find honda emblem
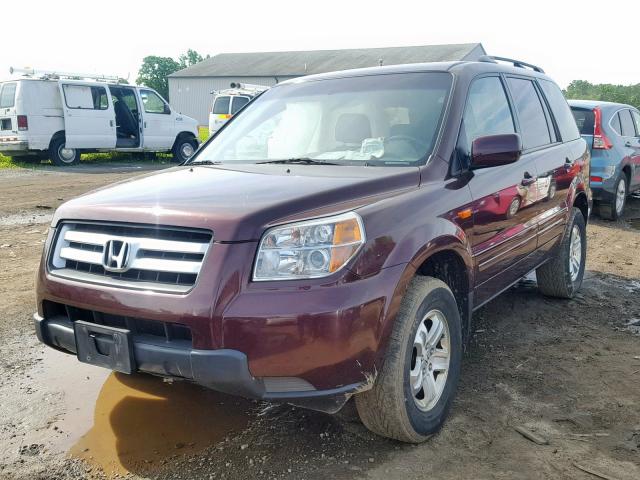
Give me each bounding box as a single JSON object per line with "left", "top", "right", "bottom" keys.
{"left": 102, "top": 240, "right": 130, "bottom": 272}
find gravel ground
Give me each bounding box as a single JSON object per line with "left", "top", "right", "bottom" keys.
{"left": 0, "top": 166, "right": 638, "bottom": 480}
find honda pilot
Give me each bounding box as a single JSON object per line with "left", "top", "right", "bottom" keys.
{"left": 35, "top": 57, "right": 591, "bottom": 442}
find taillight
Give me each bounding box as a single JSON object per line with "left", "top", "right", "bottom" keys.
{"left": 592, "top": 107, "right": 612, "bottom": 149}
{"left": 17, "top": 115, "right": 28, "bottom": 131}
{"left": 590, "top": 176, "right": 603, "bottom": 183}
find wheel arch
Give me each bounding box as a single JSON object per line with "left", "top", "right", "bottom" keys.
{"left": 374, "top": 235, "right": 475, "bottom": 371}
{"left": 48, "top": 130, "right": 66, "bottom": 150}
{"left": 172, "top": 131, "right": 197, "bottom": 150}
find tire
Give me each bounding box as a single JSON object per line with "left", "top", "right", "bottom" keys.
{"left": 172, "top": 136, "right": 197, "bottom": 163}
{"left": 49, "top": 136, "right": 79, "bottom": 166}
{"left": 536, "top": 207, "right": 586, "bottom": 298}
{"left": 506, "top": 197, "right": 521, "bottom": 219}
{"left": 598, "top": 175, "right": 627, "bottom": 221}
{"left": 355, "top": 276, "right": 462, "bottom": 443}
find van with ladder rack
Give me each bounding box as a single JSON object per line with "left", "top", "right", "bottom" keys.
{"left": 208, "top": 82, "right": 268, "bottom": 136}
{"left": 0, "top": 67, "right": 199, "bottom": 166}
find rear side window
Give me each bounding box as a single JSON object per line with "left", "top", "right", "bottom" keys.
{"left": 619, "top": 109, "right": 637, "bottom": 137}
{"left": 0, "top": 82, "right": 17, "bottom": 108}
{"left": 506, "top": 77, "right": 552, "bottom": 149}
{"left": 632, "top": 110, "right": 640, "bottom": 135}
{"left": 213, "top": 96, "right": 231, "bottom": 114}
{"left": 611, "top": 112, "right": 622, "bottom": 135}
{"left": 62, "top": 84, "right": 108, "bottom": 110}
{"left": 231, "top": 96, "right": 250, "bottom": 114}
{"left": 460, "top": 76, "right": 515, "bottom": 149}
{"left": 539, "top": 80, "right": 580, "bottom": 141}
{"left": 570, "top": 107, "right": 595, "bottom": 135}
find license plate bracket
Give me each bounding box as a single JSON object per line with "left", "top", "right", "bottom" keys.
{"left": 74, "top": 321, "right": 134, "bottom": 374}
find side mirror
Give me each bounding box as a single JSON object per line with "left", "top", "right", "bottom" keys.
{"left": 471, "top": 133, "right": 522, "bottom": 169}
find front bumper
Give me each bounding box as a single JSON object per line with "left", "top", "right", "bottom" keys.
{"left": 34, "top": 312, "right": 363, "bottom": 413}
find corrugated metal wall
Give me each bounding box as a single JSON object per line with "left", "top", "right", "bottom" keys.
{"left": 168, "top": 76, "right": 296, "bottom": 126}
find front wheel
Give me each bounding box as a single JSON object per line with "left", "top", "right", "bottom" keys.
{"left": 355, "top": 276, "right": 462, "bottom": 443}
{"left": 49, "top": 137, "right": 79, "bottom": 166}
{"left": 172, "top": 136, "right": 198, "bottom": 163}
{"left": 536, "top": 207, "right": 586, "bottom": 298}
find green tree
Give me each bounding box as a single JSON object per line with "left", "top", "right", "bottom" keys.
{"left": 136, "top": 55, "right": 181, "bottom": 99}
{"left": 178, "top": 49, "right": 209, "bottom": 69}
{"left": 564, "top": 80, "right": 640, "bottom": 110}
{"left": 137, "top": 50, "right": 209, "bottom": 100}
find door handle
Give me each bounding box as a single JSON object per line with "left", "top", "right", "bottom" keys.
{"left": 521, "top": 172, "right": 536, "bottom": 186}
{"left": 109, "top": 120, "right": 114, "bottom": 128}
{"left": 144, "top": 121, "right": 147, "bottom": 128}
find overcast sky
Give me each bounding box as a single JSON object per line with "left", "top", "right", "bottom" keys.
{"left": 3, "top": 0, "right": 638, "bottom": 88}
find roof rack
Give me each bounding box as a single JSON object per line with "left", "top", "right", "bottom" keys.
{"left": 477, "top": 56, "right": 545, "bottom": 73}
{"left": 9, "top": 66, "right": 121, "bottom": 82}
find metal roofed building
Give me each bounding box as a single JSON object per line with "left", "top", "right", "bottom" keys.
{"left": 168, "top": 43, "right": 486, "bottom": 125}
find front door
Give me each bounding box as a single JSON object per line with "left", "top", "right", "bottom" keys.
{"left": 457, "top": 75, "right": 540, "bottom": 305}
{"left": 139, "top": 89, "right": 175, "bottom": 150}
{"left": 58, "top": 81, "right": 116, "bottom": 149}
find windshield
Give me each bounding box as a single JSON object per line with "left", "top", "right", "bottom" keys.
{"left": 194, "top": 72, "right": 452, "bottom": 166}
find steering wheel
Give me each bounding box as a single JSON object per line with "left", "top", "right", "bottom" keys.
{"left": 384, "top": 135, "right": 427, "bottom": 156}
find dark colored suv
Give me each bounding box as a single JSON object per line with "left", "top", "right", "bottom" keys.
{"left": 34, "top": 57, "right": 591, "bottom": 443}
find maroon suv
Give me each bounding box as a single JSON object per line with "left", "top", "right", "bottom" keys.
{"left": 35, "top": 57, "right": 591, "bottom": 442}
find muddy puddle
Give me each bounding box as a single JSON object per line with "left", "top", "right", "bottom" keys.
{"left": 31, "top": 347, "right": 255, "bottom": 476}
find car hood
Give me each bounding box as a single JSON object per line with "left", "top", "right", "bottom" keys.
{"left": 53, "top": 164, "right": 420, "bottom": 241}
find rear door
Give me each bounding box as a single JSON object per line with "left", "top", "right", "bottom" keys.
{"left": 0, "top": 82, "right": 18, "bottom": 138}
{"left": 231, "top": 95, "right": 250, "bottom": 115}
{"left": 460, "top": 75, "right": 540, "bottom": 304}
{"left": 211, "top": 95, "right": 232, "bottom": 131}
{"left": 619, "top": 109, "right": 640, "bottom": 189}
{"left": 533, "top": 79, "right": 586, "bottom": 247}
{"left": 632, "top": 110, "right": 640, "bottom": 187}
{"left": 139, "top": 89, "right": 174, "bottom": 150}
{"left": 58, "top": 82, "right": 116, "bottom": 148}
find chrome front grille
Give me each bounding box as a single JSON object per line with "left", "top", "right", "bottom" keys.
{"left": 49, "top": 222, "right": 212, "bottom": 293}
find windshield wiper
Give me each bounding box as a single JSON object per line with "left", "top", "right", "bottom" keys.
{"left": 256, "top": 158, "right": 338, "bottom": 165}
{"left": 188, "top": 160, "right": 222, "bottom": 165}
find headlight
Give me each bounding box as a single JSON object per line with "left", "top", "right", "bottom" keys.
{"left": 253, "top": 212, "right": 365, "bottom": 281}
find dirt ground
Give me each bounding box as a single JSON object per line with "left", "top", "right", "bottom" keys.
{"left": 0, "top": 164, "right": 639, "bottom": 480}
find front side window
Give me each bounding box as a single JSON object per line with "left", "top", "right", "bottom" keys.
{"left": 0, "top": 83, "right": 17, "bottom": 108}
{"left": 62, "top": 85, "right": 108, "bottom": 110}
{"left": 140, "top": 89, "right": 168, "bottom": 114}
{"left": 619, "top": 109, "right": 637, "bottom": 137}
{"left": 506, "top": 77, "right": 551, "bottom": 149}
{"left": 195, "top": 72, "right": 453, "bottom": 166}
{"left": 231, "top": 96, "right": 250, "bottom": 114}
{"left": 539, "top": 80, "right": 580, "bottom": 142}
{"left": 213, "top": 96, "right": 231, "bottom": 114}
{"left": 458, "top": 76, "right": 515, "bottom": 160}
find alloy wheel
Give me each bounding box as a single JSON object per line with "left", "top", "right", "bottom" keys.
{"left": 409, "top": 309, "right": 450, "bottom": 411}
{"left": 568, "top": 224, "right": 582, "bottom": 282}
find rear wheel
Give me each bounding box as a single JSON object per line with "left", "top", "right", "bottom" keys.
{"left": 536, "top": 207, "right": 586, "bottom": 298}
{"left": 355, "top": 276, "right": 462, "bottom": 443}
{"left": 49, "top": 137, "right": 79, "bottom": 166}
{"left": 172, "top": 136, "right": 197, "bottom": 163}
{"left": 599, "top": 175, "right": 627, "bottom": 220}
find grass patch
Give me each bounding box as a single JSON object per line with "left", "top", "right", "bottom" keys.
{"left": 199, "top": 126, "right": 210, "bottom": 143}
{"left": 0, "top": 129, "right": 209, "bottom": 170}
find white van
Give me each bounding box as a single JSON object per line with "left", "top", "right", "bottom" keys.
{"left": 208, "top": 83, "right": 268, "bottom": 136}
{"left": 0, "top": 69, "right": 200, "bottom": 166}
